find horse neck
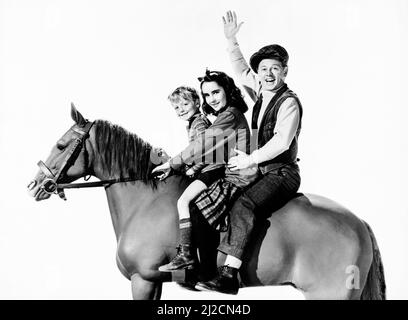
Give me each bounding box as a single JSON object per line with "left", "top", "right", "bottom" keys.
{"left": 85, "top": 127, "right": 187, "bottom": 239}
{"left": 85, "top": 127, "right": 141, "bottom": 238}
{"left": 102, "top": 176, "right": 187, "bottom": 240}
{"left": 104, "top": 181, "right": 151, "bottom": 239}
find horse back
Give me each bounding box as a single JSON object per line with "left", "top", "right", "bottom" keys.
{"left": 241, "top": 193, "right": 373, "bottom": 290}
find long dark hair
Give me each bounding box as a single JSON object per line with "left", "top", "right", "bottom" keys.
{"left": 198, "top": 69, "right": 248, "bottom": 115}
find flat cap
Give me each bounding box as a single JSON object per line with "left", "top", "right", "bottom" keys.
{"left": 249, "top": 44, "right": 289, "bottom": 73}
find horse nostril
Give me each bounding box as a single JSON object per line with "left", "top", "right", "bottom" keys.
{"left": 27, "top": 180, "right": 37, "bottom": 190}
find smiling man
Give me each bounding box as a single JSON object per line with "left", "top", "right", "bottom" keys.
{"left": 194, "top": 11, "right": 303, "bottom": 294}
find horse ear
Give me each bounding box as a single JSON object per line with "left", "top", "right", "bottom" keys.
{"left": 70, "top": 102, "right": 87, "bottom": 127}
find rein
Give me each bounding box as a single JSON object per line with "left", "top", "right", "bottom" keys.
{"left": 56, "top": 177, "right": 143, "bottom": 190}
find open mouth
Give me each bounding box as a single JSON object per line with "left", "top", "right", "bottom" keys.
{"left": 265, "top": 78, "right": 275, "bottom": 84}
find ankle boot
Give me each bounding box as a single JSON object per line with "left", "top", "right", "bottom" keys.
{"left": 158, "top": 244, "right": 197, "bottom": 272}
{"left": 194, "top": 265, "right": 239, "bottom": 294}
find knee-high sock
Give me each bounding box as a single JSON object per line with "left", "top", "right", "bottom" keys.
{"left": 179, "top": 218, "right": 192, "bottom": 245}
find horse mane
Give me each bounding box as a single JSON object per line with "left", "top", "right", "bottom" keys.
{"left": 93, "top": 119, "right": 157, "bottom": 187}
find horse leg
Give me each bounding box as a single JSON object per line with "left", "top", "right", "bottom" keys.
{"left": 131, "top": 273, "right": 162, "bottom": 300}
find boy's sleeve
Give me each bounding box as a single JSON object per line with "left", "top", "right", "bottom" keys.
{"left": 187, "top": 117, "right": 210, "bottom": 173}
{"left": 193, "top": 117, "right": 209, "bottom": 134}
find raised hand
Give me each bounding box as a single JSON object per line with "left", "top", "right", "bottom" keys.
{"left": 222, "top": 10, "right": 244, "bottom": 40}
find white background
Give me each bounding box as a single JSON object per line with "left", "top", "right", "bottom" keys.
{"left": 1, "top": 0, "right": 407, "bottom": 299}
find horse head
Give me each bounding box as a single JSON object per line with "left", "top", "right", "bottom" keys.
{"left": 28, "top": 103, "right": 171, "bottom": 202}
{"left": 27, "top": 103, "right": 94, "bottom": 201}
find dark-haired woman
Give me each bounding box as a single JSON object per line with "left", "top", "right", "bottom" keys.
{"left": 152, "top": 70, "right": 258, "bottom": 272}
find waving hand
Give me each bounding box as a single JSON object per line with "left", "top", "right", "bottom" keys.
{"left": 222, "top": 10, "right": 244, "bottom": 40}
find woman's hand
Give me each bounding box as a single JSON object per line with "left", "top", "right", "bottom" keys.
{"left": 222, "top": 10, "right": 244, "bottom": 40}
{"left": 228, "top": 149, "right": 256, "bottom": 171}
{"left": 152, "top": 161, "right": 172, "bottom": 180}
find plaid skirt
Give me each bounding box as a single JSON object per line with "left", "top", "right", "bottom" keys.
{"left": 193, "top": 178, "right": 241, "bottom": 232}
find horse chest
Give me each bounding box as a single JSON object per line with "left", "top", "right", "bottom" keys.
{"left": 115, "top": 212, "right": 176, "bottom": 278}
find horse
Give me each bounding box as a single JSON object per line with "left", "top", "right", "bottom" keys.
{"left": 27, "top": 104, "right": 386, "bottom": 300}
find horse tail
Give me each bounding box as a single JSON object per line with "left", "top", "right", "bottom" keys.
{"left": 360, "top": 221, "right": 386, "bottom": 300}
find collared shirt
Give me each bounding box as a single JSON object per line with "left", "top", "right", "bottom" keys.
{"left": 227, "top": 42, "right": 301, "bottom": 164}
{"left": 213, "top": 105, "right": 228, "bottom": 117}
{"left": 258, "top": 90, "right": 274, "bottom": 129}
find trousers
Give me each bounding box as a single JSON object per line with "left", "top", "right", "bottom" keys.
{"left": 217, "top": 163, "right": 301, "bottom": 259}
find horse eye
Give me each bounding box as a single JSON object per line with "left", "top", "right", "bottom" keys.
{"left": 57, "top": 144, "right": 66, "bottom": 151}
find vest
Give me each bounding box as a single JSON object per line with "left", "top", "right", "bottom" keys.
{"left": 252, "top": 84, "right": 303, "bottom": 174}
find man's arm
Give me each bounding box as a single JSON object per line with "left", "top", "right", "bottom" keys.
{"left": 223, "top": 11, "right": 260, "bottom": 102}
{"left": 227, "top": 98, "right": 300, "bottom": 171}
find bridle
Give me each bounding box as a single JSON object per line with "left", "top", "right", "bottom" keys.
{"left": 36, "top": 120, "right": 151, "bottom": 200}
{"left": 36, "top": 121, "right": 95, "bottom": 200}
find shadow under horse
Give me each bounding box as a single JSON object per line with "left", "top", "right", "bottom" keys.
{"left": 28, "top": 105, "right": 386, "bottom": 300}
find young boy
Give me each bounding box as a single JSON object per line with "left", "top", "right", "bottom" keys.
{"left": 155, "top": 86, "right": 225, "bottom": 272}
{"left": 167, "top": 86, "right": 211, "bottom": 178}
